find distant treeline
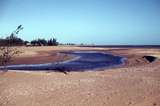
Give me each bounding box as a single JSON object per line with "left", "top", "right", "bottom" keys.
{"left": 0, "top": 35, "right": 58, "bottom": 46}
{"left": 0, "top": 25, "right": 58, "bottom": 46}
{"left": 0, "top": 35, "right": 24, "bottom": 46}
{"left": 30, "top": 38, "right": 58, "bottom": 46}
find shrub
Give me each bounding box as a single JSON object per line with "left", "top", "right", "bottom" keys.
{"left": 0, "top": 46, "right": 21, "bottom": 71}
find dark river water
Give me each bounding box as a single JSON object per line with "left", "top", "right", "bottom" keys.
{"left": 0, "top": 51, "right": 126, "bottom": 72}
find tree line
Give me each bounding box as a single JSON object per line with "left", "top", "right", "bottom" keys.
{"left": 30, "top": 38, "right": 58, "bottom": 46}
{"left": 0, "top": 25, "right": 58, "bottom": 46}
{"left": 0, "top": 35, "right": 58, "bottom": 46}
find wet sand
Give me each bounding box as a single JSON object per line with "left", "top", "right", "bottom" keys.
{"left": 0, "top": 46, "right": 160, "bottom": 106}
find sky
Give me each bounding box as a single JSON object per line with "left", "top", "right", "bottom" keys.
{"left": 0, "top": 0, "right": 160, "bottom": 45}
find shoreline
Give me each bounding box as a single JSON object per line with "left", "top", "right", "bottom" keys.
{"left": 1, "top": 51, "right": 125, "bottom": 71}
{"left": 6, "top": 46, "right": 158, "bottom": 67}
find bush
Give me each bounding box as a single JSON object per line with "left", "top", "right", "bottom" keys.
{"left": 0, "top": 46, "right": 21, "bottom": 71}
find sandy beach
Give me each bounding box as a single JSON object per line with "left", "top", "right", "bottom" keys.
{"left": 0, "top": 46, "right": 160, "bottom": 106}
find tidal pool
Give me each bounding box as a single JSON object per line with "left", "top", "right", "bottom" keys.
{"left": 0, "top": 51, "right": 126, "bottom": 71}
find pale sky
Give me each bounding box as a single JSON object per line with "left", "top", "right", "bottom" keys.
{"left": 0, "top": 0, "right": 160, "bottom": 45}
